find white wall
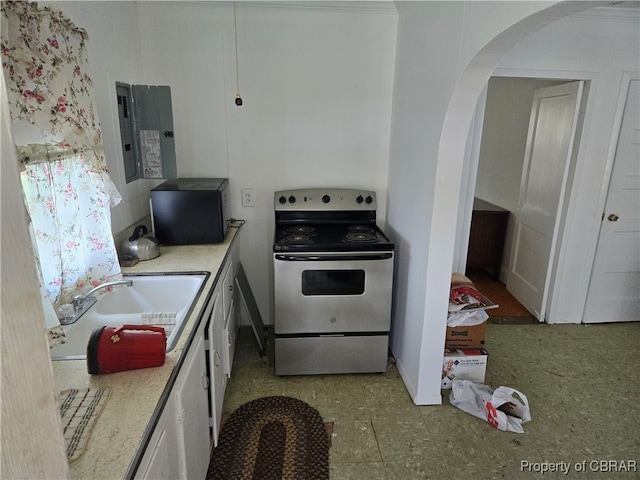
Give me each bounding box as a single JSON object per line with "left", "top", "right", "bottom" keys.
{"left": 475, "top": 77, "right": 537, "bottom": 212}
{"left": 1, "top": 73, "right": 69, "bottom": 480}
{"left": 45, "top": 1, "right": 397, "bottom": 323}
{"left": 134, "top": 2, "right": 398, "bottom": 323}
{"left": 386, "top": 2, "right": 640, "bottom": 405}
{"left": 386, "top": 1, "right": 561, "bottom": 406}
{"left": 43, "top": 1, "right": 166, "bottom": 235}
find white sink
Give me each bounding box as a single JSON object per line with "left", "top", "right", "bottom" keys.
{"left": 50, "top": 273, "right": 208, "bottom": 360}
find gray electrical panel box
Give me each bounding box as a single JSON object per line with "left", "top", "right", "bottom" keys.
{"left": 116, "top": 83, "right": 177, "bottom": 183}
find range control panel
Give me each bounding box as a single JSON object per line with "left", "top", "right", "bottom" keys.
{"left": 274, "top": 188, "right": 377, "bottom": 211}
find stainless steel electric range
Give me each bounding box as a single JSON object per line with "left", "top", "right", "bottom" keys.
{"left": 273, "top": 188, "right": 395, "bottom": 376}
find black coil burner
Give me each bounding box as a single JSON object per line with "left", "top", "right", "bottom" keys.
{"left": 282, "top": 225, "right": 316, "bottom": 245}
{"left": 344, "top": 232, "right": 378, "bottom": 243}
{"left": 344, "top": 224, "right": 378, "bottom": 243}
{"left": 286, "top": 226, "right": 316, "bottom": 235}
{"left": 348, "top": 225, "right": 375, "bottom": 234}
{"left": 284, "top": 234, "right": 314, "bottom": 245}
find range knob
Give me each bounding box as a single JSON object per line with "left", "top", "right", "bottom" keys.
{"left": 322, "top": 194, "right": 331, "bottom": 203}
{"left": 279, "top": 195, "right": 287, "bottom": 204}
{"left": 356, "top": 195, "right": 364, "bottom": 204}
{"left": 288, "top": 195, "right": 296, "bottom": 204}
{"left": 365, "top": 195, "right": 373, "bottom": 204}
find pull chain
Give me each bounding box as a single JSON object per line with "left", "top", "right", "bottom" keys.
{"left": 234, "top": 2, "right": 242, "bottom": 106}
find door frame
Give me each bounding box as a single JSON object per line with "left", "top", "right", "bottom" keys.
{"left": 457, "top": 67, "right": 597, "bottom": 323}
{"left": 453, "top": 85, "right": 488, "bottom": 274}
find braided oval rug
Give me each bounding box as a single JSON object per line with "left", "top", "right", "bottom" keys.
{"left": 206, "top": 396, "right": 330, "bottom": 480}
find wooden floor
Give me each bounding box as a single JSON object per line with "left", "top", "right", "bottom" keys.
{"left": 465, "top": 269, "right": 537, "bottom": 323}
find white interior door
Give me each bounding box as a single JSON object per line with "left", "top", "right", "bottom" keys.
{"left": 507, "top": 81, "right": 583, "bottom": 321}
{"left": 583, "top": 79, "right": 640, "bottom": 323}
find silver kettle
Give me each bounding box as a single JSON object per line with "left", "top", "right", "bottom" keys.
{"left": 121, "top": 225, "right": 161, "bottom": 261}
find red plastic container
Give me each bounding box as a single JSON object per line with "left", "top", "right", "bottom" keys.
{"left": 87, "top": 325, "right": 166, "bottom": 374}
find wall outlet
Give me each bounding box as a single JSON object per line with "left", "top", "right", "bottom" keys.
{"left": 241, "top": 188, "right": 254, "bottom": 207}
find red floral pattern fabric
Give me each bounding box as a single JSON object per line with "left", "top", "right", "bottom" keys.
{"left": 1, "top": 1, "right": 122, "bottom": 347}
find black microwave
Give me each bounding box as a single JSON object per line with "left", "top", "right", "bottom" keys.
{"left": 151, "top": 178, "right": 230, "bottom": 245}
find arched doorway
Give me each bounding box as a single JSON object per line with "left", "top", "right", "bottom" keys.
{"left": 405, "top": 1, "right": 610, "bottom": 405}
{"left": 432, "top": 2, "right": 604, "bottom": 321}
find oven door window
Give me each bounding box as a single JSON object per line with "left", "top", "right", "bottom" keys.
{"left": 302, "top": 270, "right": 365, "bottom": 296}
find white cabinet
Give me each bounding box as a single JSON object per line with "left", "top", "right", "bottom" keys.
{"left": 205, "top": 250, "right": 239, "bottom": 445}
{"left": 135, "top": 336, "right": 210, "bottom": 480}
{"left": 206, "top": 291, "right": 226, "bottom": 445}
{"left": 133, "top": 242, "right": 239, "bottom": 477}
{"left": 135, "top": 397, "right": 180, "bottom": 480}
{"left": 224, "top": 301, "right": 237, "bottom": 378}
{"left": 221, "top": 260, "right": 234, "bottom": 319}
{"left": 220, "top": 260, "right": 238, "bottom": 378}
{"left": 174, "top": 334, "right": 210, "bottom": 478}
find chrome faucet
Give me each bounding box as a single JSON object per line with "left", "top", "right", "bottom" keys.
{"left": 62, "top": 279, "right": 133, "bottom": 325}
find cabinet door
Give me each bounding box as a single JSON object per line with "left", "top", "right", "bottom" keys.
{"left": 134, "top": 397, "right": 180, "bottom": 480}
{"left": 174, "top": 334, "right": 211, "bottom": 479}
{"left": 221, "top": 260, "right": 234, "bottom": 320}
{"left": 221, "top": 260, "right": 237, "bottom": 378}
{"left": 206, "top": 292, "right": 226, "bottom": 445}
{"left": 224, "top": 302, "right": 237, "bottom": 378}
{"left": 137, "top": 430, "right": 171, "bottom": 480}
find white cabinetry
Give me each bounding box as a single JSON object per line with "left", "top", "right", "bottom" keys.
{"left": 220, "top": 260, "right": 238, "bottom": 379}
{"left": 205, "top": 248, "right": 238, "bottom": 445}
{"left": 206, "top": 291, "right": 226, "bottom": 445}
{"left": 133, "top": 242, "right": 239, "bottom": 478}
{"left": 225, "top": 301, "right": 237, "bottom": 378}
{"left": 174, "top": 334, "right": 210, "bottom": 478}
{"left": 134, "top": 335, "right": 209, "bottom": 479}
{"left": 135, "top": 397, "right": 179, "bottom": 479}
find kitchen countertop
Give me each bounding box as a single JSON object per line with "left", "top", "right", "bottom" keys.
{"left": 52, "top": 227, "right": 239, "bottom": 479}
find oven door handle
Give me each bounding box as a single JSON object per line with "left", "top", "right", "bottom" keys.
{"left": 274, "top": 253, "right": 393, "bottom": 262}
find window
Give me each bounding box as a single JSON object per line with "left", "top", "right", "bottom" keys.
{"left": 2, "top": 2, "right": 122, "bottom": 347}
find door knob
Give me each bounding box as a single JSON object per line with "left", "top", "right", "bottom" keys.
{"left": 607, "top": 214, "right": 619, "bottom": 222}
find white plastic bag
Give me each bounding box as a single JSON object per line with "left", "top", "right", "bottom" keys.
{"left": 446, "top": 309, "right": 488, "bottom": 327}
{"left": 449, "top": 379, "right": 531, "bottom": 433}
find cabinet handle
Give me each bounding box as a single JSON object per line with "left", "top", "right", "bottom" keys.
{"left": 214, "top": 350, "right": 220, "bottom": 368}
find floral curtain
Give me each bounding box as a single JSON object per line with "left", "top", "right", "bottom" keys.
{"left": 1, "top": 1, "right": 122, "bottom": 347}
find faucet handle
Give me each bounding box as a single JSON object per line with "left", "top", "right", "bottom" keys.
{"left": 72, "top": 294, "right": 84, "bottom": 310}
{"left": 56, "top": 304, "right": 75, "bottom": 324}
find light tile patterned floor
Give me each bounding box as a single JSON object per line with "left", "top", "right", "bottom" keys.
{"left": 222, "top": 323, "right": 640, "bottom": 479}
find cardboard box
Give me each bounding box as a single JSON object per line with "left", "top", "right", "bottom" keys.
{"left": 445, "top": 321, "right": 487, "bottom": 349}
{"left": 442, "top": 348, "right": 488, "bottom": 389}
